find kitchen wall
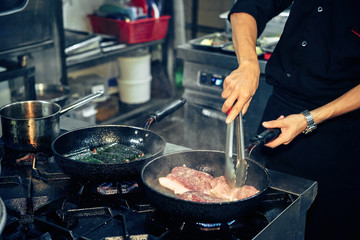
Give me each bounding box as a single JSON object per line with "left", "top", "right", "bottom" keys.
{"left": 183, "top": 0, "right": 234, "bottom": 39}
{"left": 62, "top": 0, "right": 104, "bottom": 32}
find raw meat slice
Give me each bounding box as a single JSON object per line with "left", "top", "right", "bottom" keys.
{"left": 179, "top": 191, "right": 225, "bottom": 203}
{"left": 159, "top": 177, "right": 190, "bottom": 195}
{"left": 166, "top": 166, "right": 213, "bottom": 193}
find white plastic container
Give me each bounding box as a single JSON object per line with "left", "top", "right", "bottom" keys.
{"left": 117, "top": 76, "right": 152, "bottom": 104}
{"left": 117, "top": 54, "right": 151, "bottom": 80}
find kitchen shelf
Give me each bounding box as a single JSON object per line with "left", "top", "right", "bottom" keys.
{"left": 66, "top": 39, "right": 164, "bottom": 72}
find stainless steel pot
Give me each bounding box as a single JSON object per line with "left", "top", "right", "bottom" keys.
{"left": 0, "top": 197, "right": 6, "bottom": 236}
{"left": 12, "top": 83, "right": 71, "bottom": 107}
{"left": 0, "top": 90, "right": 103, "bottom": 152}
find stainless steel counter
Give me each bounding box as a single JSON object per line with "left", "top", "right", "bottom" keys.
{"left": 177, "top": 43, "right": 267, "bottom": 75}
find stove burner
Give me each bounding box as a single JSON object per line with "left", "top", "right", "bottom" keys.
{"left": 196, "top": 220, "right": 237, "bottom": 231}
{"left": 97, "top": 181, "right": 139, "bottom": 195}
{"left": 16, "top": 153, "right": 36, "bottom": 166}
{"left": 15, "top": 152, "right": 50, "bottom": 166}
{"left": 0, "top": 142, "right": 52, "bottom": 166}
{"left": 97, "top": 182, "right": 120, "bottom": 195}
{"left": 120, "top": 181, "right": 139, "bottom": 194}
{"left": 194, "top": 222, "right": 222, "bottom": 231}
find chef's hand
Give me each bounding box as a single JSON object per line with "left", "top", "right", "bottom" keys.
{"left": 262, "top": 114, "right": 308, "bottom": 148}
{"left": 221, "top": 60, "right": 260, "bottom": 124}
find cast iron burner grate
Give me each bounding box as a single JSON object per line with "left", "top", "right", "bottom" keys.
{"left": 0, "top": 139, "right": 73, "bottom": 239}
{"left": 0, "top": 176, "right": 71, "bottom": 239}
{"left": 21, "top": 182, "right": 160, "bottom": 240}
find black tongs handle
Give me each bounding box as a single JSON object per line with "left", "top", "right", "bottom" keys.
{"left": 250, "top": 128, "right": 281, "bottom": 145}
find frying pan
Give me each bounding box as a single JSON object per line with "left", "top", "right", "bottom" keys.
{"left": 51, "top": 98, "right": 186, "bottom": 182}
{"left": 141, "top": 150, "right": 270, "bottom": 223}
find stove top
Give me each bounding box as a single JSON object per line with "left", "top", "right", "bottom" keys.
{"left": 0, "top": 138, "right": 317, "bottom": 240}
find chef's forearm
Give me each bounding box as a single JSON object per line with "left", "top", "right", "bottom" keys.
{"left": 310, "top": 84, "right": 360, "bottom": 125}
{"left": 230, "top": 12, "right": 258, "bottom": 66}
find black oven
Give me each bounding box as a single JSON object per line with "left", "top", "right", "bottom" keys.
{"left": 0, "top": 0, "right": 54, "bottom": 57}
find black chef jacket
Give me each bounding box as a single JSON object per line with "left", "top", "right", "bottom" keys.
{"left": 228, "top": 1, "right": 360, "bottom": 239}
{"left": 229, "top": 0, "right": 360, "bottom": 110}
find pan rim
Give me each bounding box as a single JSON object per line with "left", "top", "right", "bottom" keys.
{"left": 51, "top": 124, "right": 167, "bottom": 166}
{"left": 141, "top": 149, "right": 270, "bottom": 205}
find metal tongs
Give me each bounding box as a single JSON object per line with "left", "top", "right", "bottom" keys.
{"left": 225, "top": 112, "right": 281, "bottom": 188}
{"left": 225, "top": 112, "right": 248, "bottom": 188}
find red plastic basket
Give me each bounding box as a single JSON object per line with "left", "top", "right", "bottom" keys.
{"left": 89, "top": 15, "right": 171, "bottom": 44}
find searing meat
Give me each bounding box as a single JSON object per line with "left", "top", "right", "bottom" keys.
{"left": 179, "top": 191, "right": 225, "bottom": 203}
{"left": 166, "top": 166, "right": 213, "bottom": 193}
{"left": 233, "top": 185, "right": 260, "bottom": 200}
{"left": 159, "top": 166, "right": 259, "bottom": 203}
{"left": 210, "top": 176, "right": 259, "bottom": 201}
{"left": 210, "top": 176, "right": 235, "bottom": 200}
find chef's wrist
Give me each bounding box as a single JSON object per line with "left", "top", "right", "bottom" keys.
{"left": 299, "top": 114, "right": 308, "bottom": 132}
{"left": 238, "top": 59, "right": 260, "bottom": 75}
{"left": 301, "top": 110, "right": 317, "bottom": 134}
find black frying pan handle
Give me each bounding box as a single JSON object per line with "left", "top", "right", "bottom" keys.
{"left": 144, "top": 98, "right": 187, "bottom": 128}
{"left": 153, "top": 98, "right": 187, "bottom": 121}
{"left": 249, "top": 128, "right": 281, "bottom": 145}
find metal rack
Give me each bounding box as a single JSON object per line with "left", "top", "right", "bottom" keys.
{"left": 65, "top": 39, "right": 164, "bottom": 72}
{"left": 0, "top": 56, "right": 36, "bottom": 100}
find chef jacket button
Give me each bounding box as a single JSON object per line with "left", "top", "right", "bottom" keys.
{"left": 317, "top": 6, "right": 323, "bottom": 12}
{"left": 286, "top": 73, "right": 292, "bottom": 77}
{"left": 301, "top": 41, "right": 307, "bottom": 47}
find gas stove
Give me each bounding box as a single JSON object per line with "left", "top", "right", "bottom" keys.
{"left": 0, "top": 118, "right": 317, "bottom": 240}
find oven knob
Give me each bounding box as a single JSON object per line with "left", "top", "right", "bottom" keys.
{"left": 200, "top": 72, "right": 208, "bottom": 84}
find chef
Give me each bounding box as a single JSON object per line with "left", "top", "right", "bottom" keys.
{"left": 221, "top": 0, "right": 360, "bottom": 239}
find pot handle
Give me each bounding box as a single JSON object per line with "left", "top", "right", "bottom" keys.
{"left": 59, "top": 90, "right": 104, "bottom": 116}
{"left": 143, "top": 98, "right": 187, "bottom": 129}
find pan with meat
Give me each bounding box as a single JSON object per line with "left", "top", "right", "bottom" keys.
{"left": 141, "top": 150, "right": 270, "bottom": 223}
